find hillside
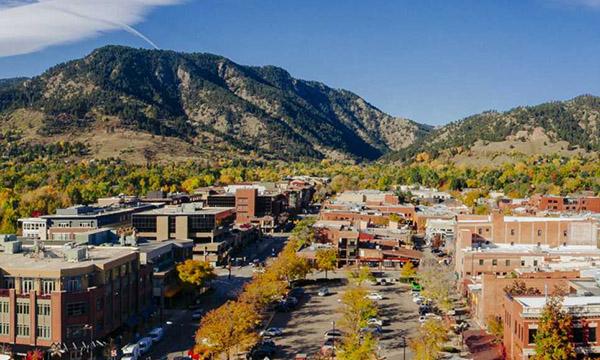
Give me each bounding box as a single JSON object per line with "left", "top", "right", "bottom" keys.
{"left": 0, "top": 46, "right": 431, "bottom": 163}
{"left": 386, "top": 95, "right": 600, "bottom": 165}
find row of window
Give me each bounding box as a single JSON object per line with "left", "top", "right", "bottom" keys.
{"left": 3, "top": 278, "right": 57, "bottom": 294}
{"left": 1, "top": 323, "right": 51, "bottom": 339}
{"left": 476, "top": 259, "right": 538, "bottom": 267}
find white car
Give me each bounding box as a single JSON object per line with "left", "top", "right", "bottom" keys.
{"left": 148, "top": 327, "right": 164, "bottom": 343}
{"left": 121, "top": 343, "right": 140, "bottom": 360}
{"left": 318, "top": 287, "right": 330, "bottom": 296}
{"left": 260, "top": 327, "right": 283, "bottom": 337}
{"left": 367, "top": 318, "right": 383, "bottom": 326}
{"left": 419, "top": 313, "right": 442, "bottom": 323}
{"left": 366, "top": 292, "right": 383, "bottom": 300}
{"left": 138, "top": 337, "right": 153, "bottom": 354}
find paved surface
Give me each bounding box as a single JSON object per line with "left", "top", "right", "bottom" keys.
{"left": 268, "top": 271, "right": 419, "bottom": 359}
{"left": 148, "top": 233, "right": 289, "bottom": 359}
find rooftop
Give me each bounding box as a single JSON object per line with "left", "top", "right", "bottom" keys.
{"left": 516, "top": 296, "right": 600, "bottom": 308}
{"left": 135, "top": 204, "right": 234, "bottom": 216}
{"left": 0, "top": 245, "right": 137, "bottom": 274}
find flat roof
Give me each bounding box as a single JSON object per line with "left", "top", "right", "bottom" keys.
{"left": 516, "top": 296, "right": 600, "bottom": 308}
{"left": 135, "top": 206, "right": 234, "bottom": 216}
{"left": 0, "top": 245, "right": 137, "bottom": 274}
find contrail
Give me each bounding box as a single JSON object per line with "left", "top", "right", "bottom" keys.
{"left": 44, "top": 2, "right": 160, "bottom": 49}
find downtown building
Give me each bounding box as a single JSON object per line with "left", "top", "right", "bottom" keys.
{"left": 0, "top": 235, "right": 153, "bottom": 359}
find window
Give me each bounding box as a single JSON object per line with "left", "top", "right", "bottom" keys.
{"left": 521, "top": 260, "right": 525, "bottom": 266}
{"left": 563, "top": 230, "right": 568, "bottom": 237}
{"left": 16, "top": 302, "right": 29, "bottom": 315}
{"left": 65, "top": 277, "right": 82, "bottom": 292}
{"left": 510, "top": 229, "right": 515, "bottom": 236}
{"left": 16, "top": 324, "right": 29, "bottom": 337}
{"left": 590, "top": 327, "right": 597, "bottom": 343}
{"left": 21, "top": 278, "right": 34, "bottom": 294}
{"left": 37, "top": 303, "right": 51, "bottom": 316}
{"left": 3, "top": 277, "right": 15, "bottom": 289}
{"left": 537, "top": 229, "right": 542, "bottom": 237}
{"left": 533, "top": 260, "right": 538, "bottom": 267}
{"left": 479, "top": 259, "right": 484, "bottom": 265}
{"left": 37, "top": 325, "right": 51, "bottom": 339}
{"left": 0, "top": 323, "right": 8, "bottom": 335}
{"left": 42, "top": 279, "right": 55, "bottom": 295}
{"left": 492, "top": 259, "right": 498, "bottom": 266}
{"left": 505, "top": 259, "right": 510, "bottom": 266}
{"left": 66, "top": 302, "right": 87, "bottom": 316}
{"left": 478, "top": 228, "right": 483, "bottom": 235}
{"left": 0, "top": 300, "right": 8, "bottom": 314}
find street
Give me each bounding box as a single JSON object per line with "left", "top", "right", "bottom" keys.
{"left": 148, "top": 233, "right": 289, "bottom": 359}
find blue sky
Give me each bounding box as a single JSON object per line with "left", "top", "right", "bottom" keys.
{"left": 1, "top": 0, "right": 600, "bottom": 125}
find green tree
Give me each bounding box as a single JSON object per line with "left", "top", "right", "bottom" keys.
{"left": 348, "top": 267, "right": 375, "bottom": 286}
{"left": 533, "top": 295, "right": 575, "bottom": 360}
{"left": 409, "top": 319, "right": 448, "bottom": 360}
{"left": 315, "top": 247, "right": 337, "bottom": 279}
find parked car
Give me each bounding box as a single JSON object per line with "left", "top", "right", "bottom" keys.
{"left": 366, "top": 292, "right": 383, "bottom": 300}
{"left": 122, "top": 343, "right": 141, "bottom": 360}
{"left": 248, "top": 341, "right": 277, "bottom": 360}
{"left": 288, "top": 287, "right": 305, "bottom": 298}
{"left": 260, "top": 327, "right": 284, "bottom": 337}
{"left": 419, "top": 313, "right": 442, "bottom": 323}
{"left": 148, "top": 327, "right": 164, "bottom": 343}
{"left": 324, "top": 329, "right": 343, "bottom": 340}
{"left": 191, "top": 309, "right": 205, "bottom": 320}
{"left": 367, "top": 318, "right": 383, "bottom": 326}
{"left": 137, "top": 337, "right": 153, "bottom": 354}
{"left": 360, "top": 325, "right": 383, "bottom": 336}
{"left": 318, "top": 287, "right": 330, "bottom": 296}
{"left": 320, "top": 338, "right": 336, "bottom": 356}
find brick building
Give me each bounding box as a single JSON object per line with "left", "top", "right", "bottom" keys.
{"left": 0, "top": 235, "right": 152, "bottom": 358}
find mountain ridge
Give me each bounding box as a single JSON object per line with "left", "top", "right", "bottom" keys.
{"left": 0, "top": 45, "right": 431, "bottom": 163}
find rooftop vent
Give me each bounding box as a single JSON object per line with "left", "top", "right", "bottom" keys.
{"left": 65, "top": 246, "right": 88, "bottom": 262}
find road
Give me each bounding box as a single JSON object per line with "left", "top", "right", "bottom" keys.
{"left": 148, "top": 233, "right": 290, "bottom": 359}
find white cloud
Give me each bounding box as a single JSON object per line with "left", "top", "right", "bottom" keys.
{"left": 0, "top": 0, "right": 182, "bottom": 57}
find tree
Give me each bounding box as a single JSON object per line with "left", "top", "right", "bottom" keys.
{"left": 337, "top": 333, "right": 378, "bottom": 360}
{"left": 290, "top": 217, "right": 316, "bottom": 249}
{"left": 270, "top": 240, "right": 312, "bottom": 284}
{"left": 409, "top": 319, "right": 448, "bottom": 360}
{"left": 400, "top": 261, "right": 417, "bottom": 279}
{"left": 533, "top": 295, "right": 576, "bottom": 360}
{"left": 487, "top": 316, "right": 503, "bottom": 344}
{"left": 194, "top": 301, "right": 260, "bottom": 360}
{"left": 418, "top": 252, "right": 454, "bottom": 311}
{"left": 338, "top": 286, "right": 378, "bottom": 335}
{"left": 503, "top": 280, "right": 541, "bottom": 296}
{"left": 348, "top": 267, "right": 375, "bottom": 286}
{"left": 238, "top": 270, "right": 287, "bottom": 308}
{"left": 315, "top": 247, "right": 337, "bottom": 279}
{"left": 176, "top": 259, "right": 216, "bottom": 291}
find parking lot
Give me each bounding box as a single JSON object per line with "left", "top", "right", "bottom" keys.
{"left": 266, "top": 272, "right": 420, "bottom": 359}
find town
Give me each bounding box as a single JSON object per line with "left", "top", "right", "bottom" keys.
{"left": 0, "top": 179, "right": 598, "bottom": 360}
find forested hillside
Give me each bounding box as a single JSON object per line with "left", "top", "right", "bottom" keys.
{"left": 0, "top": 46, "right": 430, "bottom": 162}
{"left": 387, "top": 95, "right": 600, "bottom": 164}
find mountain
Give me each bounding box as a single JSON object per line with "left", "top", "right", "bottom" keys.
{"left": 386, "top": 95, "right": 600, "bottom": 166}
{"left": 0, "top": 46, "right": 431, "bottom": 163}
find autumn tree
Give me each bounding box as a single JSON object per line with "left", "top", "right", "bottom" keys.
{"left": 348, "top": 267, "right": 375, "bottom": 286}
{"left": 418, "top": 252, "right": 454, "bottom": 311}
{"left": 400, "top": 261, "right": 417, "bottom": 279}
{"left": 270, "top": 239, "right": 312, "bottom": 284}
{"left": 238, "top": 270, "right": 287, "bottom": 308}
{"left": 503, "top": 280, "right": 542, "bottom": 296}
{"left": 409, "top": 319, "right": 448, "bottom": 360}
{"left": 290, "top": 217, "right": 316, "bottom": 249}
{"left": 533, "top": 295, "right": 576, "bottom": 360}
{"left": 194, "top": 300, "right": 260, "bottom": 360}
{"left": 487, "top": 316, "right": 504, "bottom": 344}
{"left": 315, "top": 247, "right": 338, "bottom": 279}
{"left": 177, "top": 259, "right": 216, "bottom": 291}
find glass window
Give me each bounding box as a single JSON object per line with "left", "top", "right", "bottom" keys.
{"left": 21, "top": 278, "right": 34, "bottom": 294}
{"left": 42, "top": 279, "right": 55, "bottom": 294}
{"left": 37, "top": 325, "right": 51, "bottom": 339}
{"left": 65, "top": 277, "right": 82, "bottom": 292}
{"left": 505, "top": 259, "right": 510, "bottom": 266}
{"left": 492, "top": 259, "right": 498, "bottom": 266}
{"left": 3, "top": 277, "right": 15, "bottom": 289}
{"left": 0, "top": 323, "right": 8, "bottom": 335}
{"left": 478, "top": 259, "right": 484, "bottom": 265}
{"left": 66, "top": 302, "right": 87, "bottom": 316}
{"left": 16, "top": 302, "right": 29, "bottom": 315}
{"left": 16, "top": 324, "right": 29, "bottom": 337}
{"left": 36, "top": 303, "right": 51, "bottom": 316}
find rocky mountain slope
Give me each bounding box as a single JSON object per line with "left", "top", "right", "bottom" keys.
{"left": 0, "top": 46, "right": 431, "bottom": 163}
